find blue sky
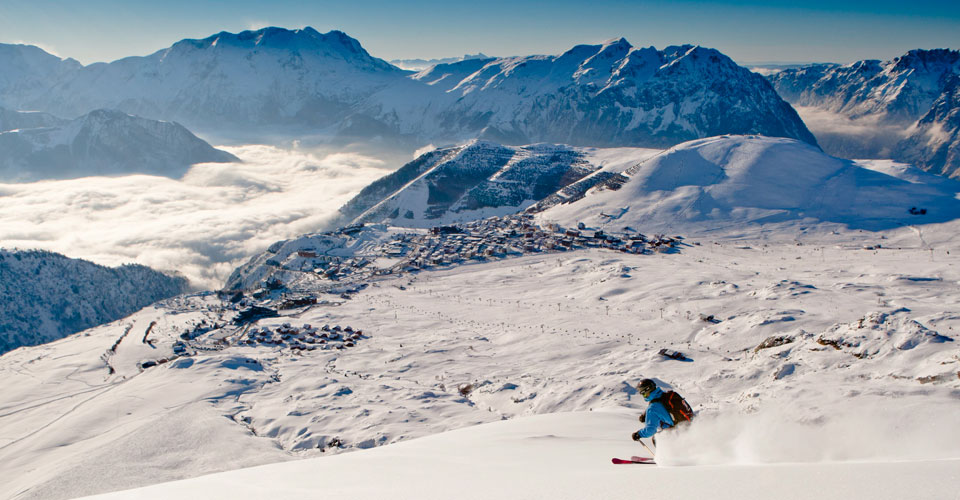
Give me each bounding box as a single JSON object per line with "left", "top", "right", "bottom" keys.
{"left": 1, "top": 0, "right": 957, "bottom": 65}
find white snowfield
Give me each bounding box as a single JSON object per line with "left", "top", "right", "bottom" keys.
{"left": 82, "top": 411, "right": 960, "bottom": 500}
{"left": 538, "top": 135, "right": 960, "bottom": 234}
{"left": 0, "top": 136, "right": 958, "bottom": 499}
{"left": 4, "top": 239, "right": 959, "bottom": 500}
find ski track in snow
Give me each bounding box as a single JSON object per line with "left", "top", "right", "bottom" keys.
{"left": 1, "top": 137, "right": 960, "bottom": 498}
{"left": 1, "top": 232, "right": 959, "bottom": 499}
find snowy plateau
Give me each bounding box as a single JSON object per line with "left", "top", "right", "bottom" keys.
{"left": 0, "top": 136, "right": 958, "bottom": 500}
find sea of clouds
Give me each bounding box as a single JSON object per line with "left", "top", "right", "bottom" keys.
{"left": 794, "top": 106, "right": 910, "bottom": 159}
{"left": 0, "top": 145, "right": 391, "bottom": 290}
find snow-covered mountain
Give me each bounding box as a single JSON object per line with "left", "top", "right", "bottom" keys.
{"left": 368, "top": 40, "right": 817, "bottom": 148}
{"left": 535, "top": 135, "right": 960, "bottom": 233}
{"left": 1, "top": 29, "right": 815, "bottom": 149}
{"left": 389, "top": 52, "right": 490, "bottom": 71}
{"left": 0, "top": 249, "right": 187, "bottom": 355}
{"left": 0, "top": 43, "right": 81, "bottom": 108}
{"left": 0, "top": 108, "right": 238, "bottom": 181}
{"left": 19, "top": 27, "right": 408, "bottom": 133}
{"left": 895, "top": 75, "right": 960, "bottom": 177}
{"left": 768, "top": 49, "right": 960, "bottom": 123}
{"left": 328, "top": 135, "right": 960, "bottom": 233}
{"left": 767, "top": 49, "right": 960, "bottom": 177}
{"left": 328, "top": 141, "right": 659, "bottom": 228}
{"left": 0, "top": 106, "right": 67, "bottom": 131}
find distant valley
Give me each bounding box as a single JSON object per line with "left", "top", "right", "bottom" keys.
{"left": 768, "top": 49, "right": 960, "bottom": 178}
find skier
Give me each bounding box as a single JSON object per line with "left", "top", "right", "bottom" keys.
{"left": 631, "top": 378, "right": 693, "bottom": 443}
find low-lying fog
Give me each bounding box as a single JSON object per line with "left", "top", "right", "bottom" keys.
{"left": 793, "top": 106, "right": 910, "bottom": 159}
{"left": 0, "top": 145, "right": 394, "bottom": 290}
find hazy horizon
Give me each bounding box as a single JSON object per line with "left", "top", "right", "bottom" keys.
{"left": 1, "top": 0, "right": 957, "bottom": 66}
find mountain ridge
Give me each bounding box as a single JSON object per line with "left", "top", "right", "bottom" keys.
{"left": 328, "top": 140, "right": 662, "bottom": 229}
{"left": 364, "top": 40, "right": 817, "bottom": 149}
{"left": 767, "top": 48, "right": 960, "bottom": 177}
{"left": 0, "top": 28, "right": 816, "bottom": 151}
{"left": 0, "top": 108, "right": 238, "bottom": 181}
{"left": 0, "top": 248, "right": 188, "bottom": 355}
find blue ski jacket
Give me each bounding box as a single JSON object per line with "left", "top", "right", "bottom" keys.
{"left": 635, "top": 388, "right": 675, "bottom": 438}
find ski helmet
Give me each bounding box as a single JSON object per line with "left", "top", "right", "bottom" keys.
{"left": 637, "top": 379, "right": 656, "bottom": 398}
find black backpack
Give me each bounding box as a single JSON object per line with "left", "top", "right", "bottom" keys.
{"left": 654, "top": 390, "right": 694, "bottom": 425}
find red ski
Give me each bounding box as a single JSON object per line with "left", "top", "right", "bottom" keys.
{"left": 611, "top": 456, "right": 656, "bottom": 464}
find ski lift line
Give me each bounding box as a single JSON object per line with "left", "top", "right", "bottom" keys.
{"left": 0, "top": 382, "right": 113, "bottom": 419}
{"left": 354, "top": 146, "right": 465, "bottom": 223}
{"left": 0, "top": 380, "right": 127, "bottom": 452}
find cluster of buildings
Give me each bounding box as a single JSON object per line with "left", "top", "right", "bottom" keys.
{"left": 378, "top": 215, "right": 678, "bottom": 273}
{"left": 250, "top": 214, "right": 681, "bottom": 301}
{"left": 240, "top": 323, "right": 366, "bottom": 352}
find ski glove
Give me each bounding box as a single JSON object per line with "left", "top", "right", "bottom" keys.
{"left": 639, "top": 413, "right": 646, "bottom": 423}
{"left": 631, "top": 431, "right": 641, "bottom": 441}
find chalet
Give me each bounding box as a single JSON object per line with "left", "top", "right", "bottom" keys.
{"left": 431, "top": 225, "right": 462, "bottom": 235}
{"left": 340, "top": 224, "right": 364, "bottom": 235}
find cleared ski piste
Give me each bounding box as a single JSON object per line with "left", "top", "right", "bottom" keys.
{"left": 83, "top": 410, "right": 960, "bottom": 500}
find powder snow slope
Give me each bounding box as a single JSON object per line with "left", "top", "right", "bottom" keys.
{"left": 82, "top": 410, "right": 960, "bottom": 500}
{"left": 6, "top": 234, "right": 960, "bottom": 500}
{"left": 0, "top": 108, "right": 238, "bottom": 181}
{"left": 536, "top": 135, "right": 960, "bottom": 234}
